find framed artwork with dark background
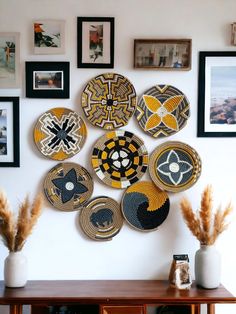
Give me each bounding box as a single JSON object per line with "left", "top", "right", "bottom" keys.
{"left": 25, "top": 61, "right": 70, "bottom": 98}
{"left": 0, "top": 97, "right": 19, "bottom": 167}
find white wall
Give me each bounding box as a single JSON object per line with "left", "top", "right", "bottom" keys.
{"left": 0, "top": 0, "right": 236, "bottom": 313}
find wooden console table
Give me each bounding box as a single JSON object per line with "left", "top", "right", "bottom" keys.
{"left": 0, "top": 280, "right": 235, "bottom": 314}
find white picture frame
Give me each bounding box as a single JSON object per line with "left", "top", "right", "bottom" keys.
{"left": 33, "top": 19, "right": 65, "bottom": 54}
{"left": 0, "top": 32, "right": 20, "bottom": 88}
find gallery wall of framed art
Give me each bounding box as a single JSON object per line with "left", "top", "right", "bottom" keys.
{"left": 1, "top": 3, "right": 236, "bottom": 312}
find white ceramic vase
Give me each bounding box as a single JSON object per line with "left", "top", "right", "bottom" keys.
{"left": 4, "top": 251, "right": 28, "bottom": 288}
{"left": 195, "top": 244, "right": 221, "bottom": 289}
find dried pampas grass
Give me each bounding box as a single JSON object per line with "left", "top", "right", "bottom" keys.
{"left": 0, "top": 191, "right": 43, "bottom": 252}
{"left": 180, "top": 185, "right": 233, "bottom": 245}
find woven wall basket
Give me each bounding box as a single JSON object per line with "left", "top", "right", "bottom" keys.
{"left": 121, "top": 181, "right": 170, "bottom": 231}
{"left": 135, "top": 84, "right": 190, "bottom": 138}
{"left": 91, "top": 130, "right": 148, "bottom": 189}
{"left": 44, "top": 162, "right": 93, "bottom": 211}
{"left": 79, "top": 196, "right": 123, "bottom": 241}
{"left": 34, "top": 107, "right": 87, "bottom": 161}
{"left": 82, "top": 72, "right": 137, "bottom": 129}
{"left": 149, "top": 141, "right": 202, "bottom": 192}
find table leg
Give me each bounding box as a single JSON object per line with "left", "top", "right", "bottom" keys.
{"left": 10, "top": 305, "right": 23, "bottom": 314}
{"left": 207, "top": 304, "right": 215, "bottom": 314}
{"left": 194, "top": 304, "right": 200, "bottom": 314}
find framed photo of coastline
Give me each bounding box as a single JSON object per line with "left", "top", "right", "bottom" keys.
{"left": 25, "top": 61, "right": 70, "bottom": 98}
{"left": 134, "top": 39, "right": 191, "bottom": 70}
{"left": 0, "top": 32, "right": 20, "bottom": 88}
{"left": 198, "top": 51, "right": 236, "bottom": 137}
{"left": 77, "top": 17, "right": 114, "bottom": 68}
{"left": 0, "top": 97, "right": 19, "bottom": 167}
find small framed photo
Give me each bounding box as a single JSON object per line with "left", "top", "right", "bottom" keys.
{"left": 77, "top": 17, "right": 114, "bottom": 68}
{"left": 198, "top": 51, "right": 236, "bottom": 137}
{"left": 0, "top": 32, "right": 20, "bottom": 88}
{"left": 134, "top": 39, "right": 191, "bottom": 70}
{"left": 33, "top": 19, "right": 65, "bottom": 54}
{"left": 25, "top": 61, "right": 70, "bottom": 98}
{"left": 0, "top": 97, "right": 19, "bottom": 167}
{"left": 231, "top": 23, "right": 236, "bottom": 45}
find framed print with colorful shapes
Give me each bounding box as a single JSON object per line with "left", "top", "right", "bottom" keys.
{"left": 0, "top": 97, "right": 19, "bottom": 167}
{"left": 198, "top": 51, "right": 236, "bottom": 137}
{"left": 77, "top": 17, "right": 114, "bottom": 68}
{"left": 33, "top": 19, "right": 65, "bottom": 54}
{"left": 0, "top": 32, "right": 20, "bottom": 88}
{"left": 25, "top": 61, "right": 69, "bottom": 98}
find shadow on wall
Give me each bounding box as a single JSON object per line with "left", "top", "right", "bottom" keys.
{"left": 152, "top": 196, "right": 193, "bottom": 279}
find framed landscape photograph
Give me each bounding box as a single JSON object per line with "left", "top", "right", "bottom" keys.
{"left": 33, "top": 19, "right": 65, "bottom": 54}
{"left": 0, "top": 32, "right": 20, "bottom": 88}
{"left": 0, "top": 97, "right": 19, "bottom": 167}
{"left": 134, "top": 39, "right": 191, "bottom": 70}
{"left": 77, "top": 17, "right": 114, "bottom": 68}
{"left": 25, "top": 61, "right": 70, "bottom": 98}
{"left": 198, "top": 51, "right": 236, "bottom": 137}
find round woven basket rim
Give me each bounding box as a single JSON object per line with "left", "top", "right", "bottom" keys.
{"left": 44, "top": 162, "right": 93, "bottom": 212}
{"left": 91, "top": 129, "right": 148, "bottom": 189}
{"left": 81, "top": 72, "right": 137, "bottom": 130}
{"left": 149, "top": 141, "right": 202, "bottom": 193}
{"left": 136, "top": 84, "right": 190, "bottom": 138}
{"left": 79, "top": 195, "right": 123, "bottom": 241}
{"left": 34, "top": 107, "right": 87, "bottom": 161}
{"left": 121, "top": 180, "right": 170, "bottom": 232}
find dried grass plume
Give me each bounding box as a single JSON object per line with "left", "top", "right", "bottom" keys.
{"left": 180, "top": 185, "right": 233, "bottom": 245}
{"left": 0, "top": 191, "right": 43, "bottom": 252}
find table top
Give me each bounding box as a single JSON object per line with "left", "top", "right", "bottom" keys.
{"left": 0, "top": 280, "right": 235, "bottom": 306}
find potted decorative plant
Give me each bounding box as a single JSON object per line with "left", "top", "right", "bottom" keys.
{"left": 180, "top": 185, "right": 232, "bottom": 289}
{"left": 0, "top": 190, "right": 43, "bottom": 287}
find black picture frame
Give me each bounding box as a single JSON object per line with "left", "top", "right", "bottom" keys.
{"left": 0, "top": 97, "right": 19, "bottom": 167}
{"left": 198, "top": 51, "right": 236, "bottom": 137}
{"left": 77, "top": 17, "right": 114, "bottom": 68}
{"left": 25, "top": 61, "right": 70, "bottom": 98}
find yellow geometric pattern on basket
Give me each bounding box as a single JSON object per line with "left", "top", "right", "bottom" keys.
{"left": 143, "top": 95, "right": 184, "bottom": 131}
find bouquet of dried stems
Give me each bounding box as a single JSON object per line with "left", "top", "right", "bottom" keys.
{"left": 0, "top": 190, "right": 43, "bottom": 252}
{"left": 180, "top": 185, "right": 233, "bottom": 245}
